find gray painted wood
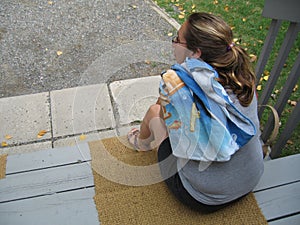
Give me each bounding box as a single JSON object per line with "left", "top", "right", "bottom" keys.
{"left": 263, "top": 0, "right": 300, "bottom": 23}
{"left": 258, "top": 22, "right": 300, "bottom": 119}
{"left": 0, "top": 163, "right": 94, "bottom": 203}
{"left": 256, "top": 0, "right": 300, "bottom": 157}
{"left": 255, "top": 19, "right": 281, "bottom": 84}
{"left": 0, "top": 188, "right": 99, "bottom": 225}
{"left": 6, "top": 143, "right": 91, "bottom": 174}
{"left": 269, "top": 214, "right": 300, "bottom": 225}
{"left": 254, "top": 181, "right": 300, "bottom": 221}
{"left": 272, "top": 99, "right": 300, "bottom": 158}
{"left": 254, "top": 154, "right": 300, "bottom": 191}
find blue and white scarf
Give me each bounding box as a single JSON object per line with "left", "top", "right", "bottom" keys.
{"left": 159, "top": 58, "right": 256, "bottom": 162}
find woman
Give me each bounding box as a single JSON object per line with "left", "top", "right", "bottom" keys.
{"left": 127, "top": 12, "right": 264, "bottom": 213}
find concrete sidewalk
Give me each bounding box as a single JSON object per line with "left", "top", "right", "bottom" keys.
{"left": 0, "top": 75, "right": 161, "bottom": 155}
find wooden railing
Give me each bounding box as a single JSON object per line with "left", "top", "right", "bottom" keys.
{"left": 256, "top": 0, "right": 300, "bottom": 158}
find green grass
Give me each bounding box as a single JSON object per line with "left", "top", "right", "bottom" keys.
{"left": 154, "top": 0, "right": 300, "bottom": 157}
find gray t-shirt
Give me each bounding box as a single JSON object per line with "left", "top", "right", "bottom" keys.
{"left": 178, "top": 93, "right": 264, "bottom": 205}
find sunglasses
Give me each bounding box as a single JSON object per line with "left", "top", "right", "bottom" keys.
{"left": 172, "top": 35, "right": 187, "bottom": 45}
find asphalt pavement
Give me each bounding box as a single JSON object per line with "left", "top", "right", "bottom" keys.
{"left": 0, "top": 0, "right": 179, "bottom": 98}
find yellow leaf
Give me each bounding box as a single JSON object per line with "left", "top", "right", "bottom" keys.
{"left": 178, "top": 14, "right": 185, "bottom": 19}
{"left": 56, "top": 51, "right": 63, "bottom": 56}
{"left": 263, "top": 75, "right": 269, "bottom": 81}
{"left": 5, "top": 135, "right": 12, "bottom": 140}
{"left": 224, "top": 5, "right": 229, "bottom": 12}
{"left": 167, "top": 32, "right": 173, "bottom": 37}
{"left": 37, "top": 130, "right": 47, "bottom": 138}
{"left": 213, "top": 0, "right": 219, "bottom": 5}
{"left": 293, "top": 84, "right": 298, "bottom": 92}
{"left": 1, "top": 142, "right": 8, "bottom": 147}
{"left": 79, "top": 134, "right": 86, "bottom": 141}
{"left": 242, "top": 18, "right": 247, "bottom": 22}
{"left": 192, "top": 4, "right": 196, "bottom": 9}
{"left": 233, "top": 38, "right": 239, "bottom": 44}
{"left": 256, "top": 85, "right": 262, "bottom": 91}
{"left": 48, "top": 1, "right": 53, "bottom": 5}
{"left": 288, "top": 100, "right": 297, "bottom": 106}
{"left": 249, "top": 54, "right": 257, "bottom": 62}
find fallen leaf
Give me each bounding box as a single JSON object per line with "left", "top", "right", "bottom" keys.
{"left": 5, "top": 135, "right": 12, "bottom": 140}
{"left": 287, "top": 140, "right": 294, "bottom": 145}
{"left": 56, "top": 50, "right": 63, "bottom": 56}
{"left": 233, "top": 38, "right": 240, "bottom": 44}
{"left": 224, "top": 5, "right": 229, "bottom": 12}
{"left": 293, "top": 84, "right": 298, "bottom": 92}
{"left": 249, "top": 54, "right": 257, "bottom": 62}
{"left": 1, "top": 142, "right": 8, "bottom": 147}
{"left": 213, "top": 0, "right": 219, "bottom": 5}
{"left": 191, "top": 4, "right": 196, "bottom": 9}
{"left": 79, "top": 134, "right": 86, "bottom": 141}
{"left": 178, "top": 14, "right": 185, "bottom": 19}
{"left": 167, "top": 32, "right": 173, "bottom": 37}
{"left": 288, "top": 100, "right": 297, "bottom": 106}
{"left": 37, "top": 130, "right": 47, "bottom": 138}
{"left": 48, "top": 1, "right": 53, "bottom": 5}
{"left": 242, "top": 18, "right": 247, "bottom": 22}
{"left": 263, "top": 75, "right": 269, "bottom": 81}
{"left": 257, "top": 85, "right": 262, "bottom": 91}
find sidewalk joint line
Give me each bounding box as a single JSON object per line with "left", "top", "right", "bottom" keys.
{"left": 107, "top": 83, "right": 121, "bottom": 130}
{"left": 48, "top": 91, "right": 54, "bottom": 148}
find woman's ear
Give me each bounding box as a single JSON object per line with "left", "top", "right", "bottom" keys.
{"left": 191, "top": 48, "right": 201, "bottom": 59}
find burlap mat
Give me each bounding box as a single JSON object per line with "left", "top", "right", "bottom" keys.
{"left": 0, "top": 154, "right": 7, "bottom": 179}
{"left": 89, "top": 137, "right": 267, "bottom": 225}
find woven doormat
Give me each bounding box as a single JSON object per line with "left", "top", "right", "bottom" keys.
{"left": 0, "top": 154, "right": 7, "bottom": 179}
{"left": 89, "top": 137, "right": 267, "bottom": 225}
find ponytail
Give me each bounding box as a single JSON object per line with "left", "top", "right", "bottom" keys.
{"left": 185, "top": 12, "right": 255, "bottom": 107}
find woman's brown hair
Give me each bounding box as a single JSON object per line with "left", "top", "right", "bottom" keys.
{"left": 185, "top": 12, "right": 255, "bottom": 107}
